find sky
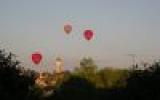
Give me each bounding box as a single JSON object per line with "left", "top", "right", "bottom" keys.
{"left": 0, "top": 0, "right": 160, "bottom": 71}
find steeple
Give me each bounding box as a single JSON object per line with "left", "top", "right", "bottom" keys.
{"left": 54, "top": 57, "right": 63, "bottom": 74}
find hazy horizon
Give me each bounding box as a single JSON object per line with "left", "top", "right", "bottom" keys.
{"left": 0, "top": 0, "right": 160, "bottom": 71}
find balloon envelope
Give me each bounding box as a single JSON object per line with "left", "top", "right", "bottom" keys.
{"left": 64, "top": 24, "right": 72, "bottom": 34}
{"left": 32, "top": 52, "right": 42, "bottom": 65}
{"left": 84, "top": 30, "right": 94, "bottom": 41}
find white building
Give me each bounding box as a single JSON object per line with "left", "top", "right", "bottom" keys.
{"left": 54, "top": 57, "right": 64, "bottom": 74}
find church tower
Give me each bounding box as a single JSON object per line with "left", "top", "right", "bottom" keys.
{"left": 54, "top": 57, "right": 64, "bottom": 74}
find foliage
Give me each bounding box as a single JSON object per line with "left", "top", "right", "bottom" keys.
{"left": 74, "top": 57, "right": 98, "bottom": 85}
{"left": 1, "top": 48, "right": 160, "bottom": 100}
{"left": 97, "top": 68, "right": 128, "bottom": 88}
{"left": 74, "top": 57, "right": 128, "bottom": 89}
{"left": 52, "top": 75, "right": 97, "bottom": 100}
{"left": 0, "top": 49, "right": 35, "bottom": 100}
{"left": 126, "top": 61, "right": 160, "bottom": 100}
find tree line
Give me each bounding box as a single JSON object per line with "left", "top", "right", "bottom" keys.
{"left": 0, "top": 49, "right": 160, "bottom": 100}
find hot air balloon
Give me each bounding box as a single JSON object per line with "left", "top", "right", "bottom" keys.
{"left": 32, "top": 52, "right": 42, "bottom": 65}
{"left": 64, "top": 24, "right": 72, "bottom": 34}
{"left": 84, "top": 29, "right": 94, "bottom": 41}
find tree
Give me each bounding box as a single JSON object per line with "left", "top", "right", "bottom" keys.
{"left": 0, "top": 49, "right": 35, "bottom": 100}
{"left": 52, "top": 75, "right": 97, "bottom": 100}
{"left": 97, "top": 68, "right": 128, "bottom": 89}
{"left": 74, "top": 57, "right": 98, "bottom": 85}
{"left": 126, "top": 60, "right": 160, "bottom": 100}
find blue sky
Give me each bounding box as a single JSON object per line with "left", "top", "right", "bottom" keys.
{"left": 0, "top": 0, "right": 160, "bottom": 71}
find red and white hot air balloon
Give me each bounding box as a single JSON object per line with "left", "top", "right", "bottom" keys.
{"left": 31, "top": 52, "right": 42, "bottom": 65}
{"left": 84, "top": 29, "right": 94, "bottom": 41}
{"left": 64, "top": 23, "right": 72, "bottom": 34}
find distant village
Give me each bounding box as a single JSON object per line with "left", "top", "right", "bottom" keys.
{"left": 35, "top": 57, "right": 65, "bottom": 88}
{"left": 19, "top": 57, "right": 66, "bottom": 92}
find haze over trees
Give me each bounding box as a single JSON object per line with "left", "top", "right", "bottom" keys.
{"left": 0, "top": 49, "right": 160, "bottom": 100}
